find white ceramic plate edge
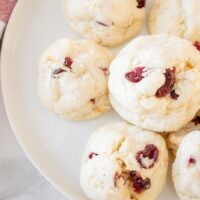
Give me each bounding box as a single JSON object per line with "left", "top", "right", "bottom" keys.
{"left": 0, "top": 1, "right": 74, "bottom": 200}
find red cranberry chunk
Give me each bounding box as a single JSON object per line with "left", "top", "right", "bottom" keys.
{"left": 192, "top": 116, "right": 200, "bottom": 125}
{"left": 52, "top": 68, "right": 66, "bottom": 78}
{"left": 101, "top": 67, "right": 109, "bottom": 76}
{"left": 194, "top": 41, "right": 200, "bottom": 51}
{"left": 52, "top": 68, "right": 65, "bottom": 75}
{"left": 64, "top": 57, "right": 73, "bottom": 69}
{"left": 90, "top": 98, "right": 96, "bottom": 104}
{"left": 155, "top": 67, "right": 176, "bottom": 98}
{"left": 136, "top": 0, "right": 146, "bottom": 8}
{"left": 188, "top": 157, "right": 196, "bottom": 165}
{"left": 96, "top": 21, "right": 108, "bottom": 27}
{"left": 125, "top": 67, "right": 145, "bottom": 83}
{"left": 130, "top": 171, "right": 151, "bottom": 193}
{"left": 114, "top": 172, "right": 121, "bottom": 187}
{"left": 88, "top": 152, "right": 98, "bottom": 159}
{"left": 136, "top": 144, "right": 159, "bottom": 169}
{"left": 170, "top": 90, "right": 179, "bottom": 100}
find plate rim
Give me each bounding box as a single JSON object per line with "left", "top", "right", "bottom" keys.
{"left": 0, "top": 1, "right": 74, "bottom": 199}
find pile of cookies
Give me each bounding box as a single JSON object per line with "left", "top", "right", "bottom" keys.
{"left": 38, "top": 0, "right": 200, "bottom": 200}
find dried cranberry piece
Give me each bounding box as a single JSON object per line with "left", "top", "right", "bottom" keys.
{"left": 90, "top": 98, "right": 96, "bottom": 104}
{"left": 96, "top": 21, "right": 108, "bottom": 27}
{"left": 130, "top": 171, "right": 151, "bottom": 193}
{"left": 64, "top": 57, "right": 73, "bottom": 69}
{"left": 192, "top": 116, "right": 200, "bottom": 125}
{"left": 189, "top": 157, "right": 196, "bottom": 165}
{"left": 136, "top": 0, "right": 146, "bottom": 8}
{"left": 114, "top": 172, "right": 121, "bottom": 187}
{"left": 88, "top": 152, "right": 98, "bottom": 159}
{"left": 100, "top": 67, "right": 109, "bottom": 76}
{"left": 125, "top": 67, "right": 144, "bottom": 83}
{"left": 170, "top": 90, "right": 179, "bottom": 100}
{"left": 136, "top": 144, "right": 159, "bottom": 169}
{"left": 52, "top": 68, "right": 66, "bottom": 77}
{"left": 155, "top": 67, "right": 176, "bottom": 98}
{"left": 194, "top": 41, "right": 200, "bottom": 51}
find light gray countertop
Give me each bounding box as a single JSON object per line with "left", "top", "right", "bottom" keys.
{"left": 0, "top": 80, "right": 67, "bottom": 200}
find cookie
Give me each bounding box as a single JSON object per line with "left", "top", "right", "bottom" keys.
{"left": 38, "top": 39, "right": 113, "bottom": 120}
{"left": 149, "top": 0, "right": 200, "bottom": 43}
{"left": 172, "top": 130, "right": 200, "bottom": 200}
{"left": 62, "top": 0, "right": 145, "bottom": 47}
{"left": 167, "top": 111, "right": 200, "bottom": 156}
{"left": 109, "top": 34, "right": 200, "bottom": 132}
{"left": 80, "top": 122, "right": 168, "bottom": 200}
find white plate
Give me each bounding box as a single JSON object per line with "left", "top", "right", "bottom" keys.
{"left": 1, "top": 0, "right": 179, "bottom": 200}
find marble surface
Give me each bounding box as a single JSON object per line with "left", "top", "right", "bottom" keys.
{"left": 0, "top": 76, "right": 67, "bottom": 200}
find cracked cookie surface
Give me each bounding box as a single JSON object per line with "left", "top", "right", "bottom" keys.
{"left": 167, "top": 111, "right": 200, "bottom": 157}
{"left": 149, "top": 0, "right": 200, "bottom": 42}
{"left": 38, "top": 38, "right": 113, "bottom": 120}
{"left": 80, "top": 122, "right": 168, "bottom": 200}
{"left": 62, "top": 0, "right": 145, "bottom": 47}
{"left": 172, "top": 130, "right": 200, "bottom": 200}
{"left": 109, "top": 35, "right": 200, "bottom": 132}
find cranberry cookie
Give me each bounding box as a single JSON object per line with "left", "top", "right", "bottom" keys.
{"left": 109, "top": 35, "right": 200, "bottom": 132}
{"left": 62, "top": 0, "right": 145, "bottom": 47}
{"left": 80, "top": 122, "right": 168, "bottom": 200}
{"left": 38, "top": 39, "right": 113, "bottom": 120}
{"left": 167, "top": 111, "right": 200, "bottom": 156}
{"left": 173, "top": 130, "right": 200, "bottom": 200}
{"left": 149, "top": 0, "right": 200, "bottom": 44}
